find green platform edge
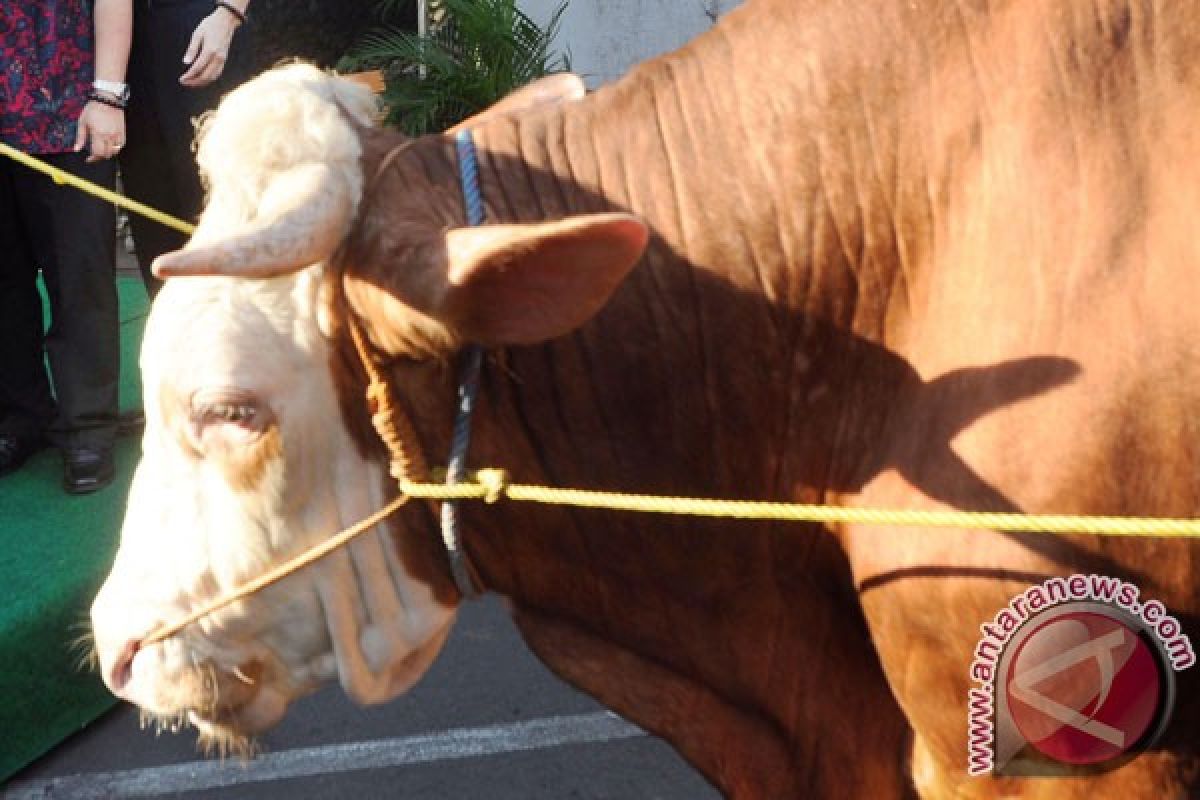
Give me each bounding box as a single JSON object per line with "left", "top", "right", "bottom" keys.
{"left": 0, "top": 276, "right": 149, "bottom": 783}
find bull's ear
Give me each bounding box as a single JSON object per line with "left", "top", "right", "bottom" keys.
{"left": 439, "top": 213, "right": 648, "bottom": 345}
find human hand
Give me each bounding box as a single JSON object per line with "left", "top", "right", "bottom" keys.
{"left": 75, "top": 101, "right": 126, "bottom": 162}
{"left": 180, "top": 10, "right": 239, "bottom": 87}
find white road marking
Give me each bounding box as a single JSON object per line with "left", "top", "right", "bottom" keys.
{"left": 4, "top": 712, "right": 646, "bottom": 799}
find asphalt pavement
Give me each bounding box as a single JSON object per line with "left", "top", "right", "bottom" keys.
{"left": 4, "top": 598, "right": 719, "bottom": 800}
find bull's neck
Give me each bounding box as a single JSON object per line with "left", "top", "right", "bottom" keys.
{"left": 456, "top": 0, "right": 949, "bottom": 512}
{"left": 397, "top": 5, "right": 949, "bottom": 792}
{"left": 468, "top": 0, "right": 938, "bottom": 348}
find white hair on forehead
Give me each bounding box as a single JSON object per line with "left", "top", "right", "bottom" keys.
{"left": 142, "top": 268, "right": 329, "bottom": 388}
{"left": 193, "top": 62, "right": 381, "bottom": 223}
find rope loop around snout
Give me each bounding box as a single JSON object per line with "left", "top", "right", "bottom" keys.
{"left": 139, "top": 493, "right": 411, "bottom": 649}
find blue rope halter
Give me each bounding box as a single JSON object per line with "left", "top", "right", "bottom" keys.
{"left": 440, "top": 130, "right": 486, "bottom": 599}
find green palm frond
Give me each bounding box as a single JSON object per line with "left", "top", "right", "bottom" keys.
{"left": 340, "top": 0, "right": 571, "bottom": 135}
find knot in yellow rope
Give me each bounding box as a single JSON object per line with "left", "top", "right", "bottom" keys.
{"left": 475, "top": 468, "right": 510, "bottom": 503}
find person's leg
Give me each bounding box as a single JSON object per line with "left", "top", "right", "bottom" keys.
{"left": 31, "top": 152, "right": 120, "bottom": 479}
{"left": 120, "top": 2, "right": 182, "bottom": 297}
{"left": 122, "top": 0, "right": 254, "bottom": 293}
{"left": 0, "top": 159, "right": 55, "bottom": 470}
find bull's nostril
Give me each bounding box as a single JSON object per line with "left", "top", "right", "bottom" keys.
{"left": 107, "top": 640, "right": 139, "bottom": 693}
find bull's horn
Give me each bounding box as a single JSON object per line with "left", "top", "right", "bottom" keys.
{"left": 153, "top": 163, "right": 357, "bottom": 279}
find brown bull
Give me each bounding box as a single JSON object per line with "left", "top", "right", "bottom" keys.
{"left": 92, "top": 1, "right": 1200, "bottom": 796}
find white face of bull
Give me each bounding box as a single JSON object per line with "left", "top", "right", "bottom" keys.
{"left": 90, "top": 62, "right": 648, "bottom": 750}
{"left": 90, "top": 269, "right": 457, "bottom": 748}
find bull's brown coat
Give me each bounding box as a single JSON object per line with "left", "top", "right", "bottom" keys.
{"left": 124, "top": 0, "right": 1200, "bottom": 796}
{"left": 330, "top": 1, "right": 1200, "bottom": 795}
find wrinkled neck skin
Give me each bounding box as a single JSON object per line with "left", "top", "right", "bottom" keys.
{"left": 344, "top": 1, "right": 1200, "bottom": 797}
{"left": 342, "top": 1, "right": 919, "bottom": 796}
{"left": 468, "top": 18, "right": 911, "bottom": 800}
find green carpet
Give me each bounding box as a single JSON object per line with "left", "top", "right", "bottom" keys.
{"left": 0, "top": 276, "right": 149, "bottom": 783}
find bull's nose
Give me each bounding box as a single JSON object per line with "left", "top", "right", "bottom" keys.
{"left": 104, "top": 639, "right": 139, "bottom": 695}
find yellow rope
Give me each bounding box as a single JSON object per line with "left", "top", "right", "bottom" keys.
{"left": 0, "top": 142, "right": 196, "bottom": 235}
{"left": 10, "top": 143, "right": 1198, "bottom": 542}
{"left": 400, "top": 469, "right": 1200, "bottom": 538}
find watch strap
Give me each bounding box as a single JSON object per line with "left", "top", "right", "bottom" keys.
{"left": 93, "top": 79, "right": 130, "bottom": 102}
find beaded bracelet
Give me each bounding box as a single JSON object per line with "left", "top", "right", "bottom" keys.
{"left": 215, "top": 0, "right": 246, "bottom": 24}
{"left": 87, "top": 91, "right": 126, "bottom": 110}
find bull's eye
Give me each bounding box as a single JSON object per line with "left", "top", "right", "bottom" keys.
{"left": 183, "top": 388, "right": 280, "bottom": 485}
{"left": 188, "top": 388, "right": 272, "bottom": 441}
{"left": 204, "top": 403, "right": 257, "bottom": 425}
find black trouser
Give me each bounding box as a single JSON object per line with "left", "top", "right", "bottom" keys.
{"left": 0, "top": 152, "right": 119, "bottom": 450}
{"left": 120, "top": 0, "right": 252, "bottom": 295}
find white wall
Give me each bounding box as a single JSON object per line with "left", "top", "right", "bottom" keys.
{"left": 518, "top": 0, "right": 744, "bottom": 87}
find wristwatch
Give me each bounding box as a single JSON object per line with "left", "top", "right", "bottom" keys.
{"left": 92, "top": 79, "right": 131, "bottom": 105}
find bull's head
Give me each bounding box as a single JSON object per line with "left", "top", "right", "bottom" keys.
{"left": 90, "top": 64, "right": 647, "bottom": 750}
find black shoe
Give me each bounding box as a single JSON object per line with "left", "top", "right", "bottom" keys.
{"left": 0, "top": 433, "right": 45, "bottom": 477}
{"left": 63, "top": 446, "right": 116, "bottom": 494}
